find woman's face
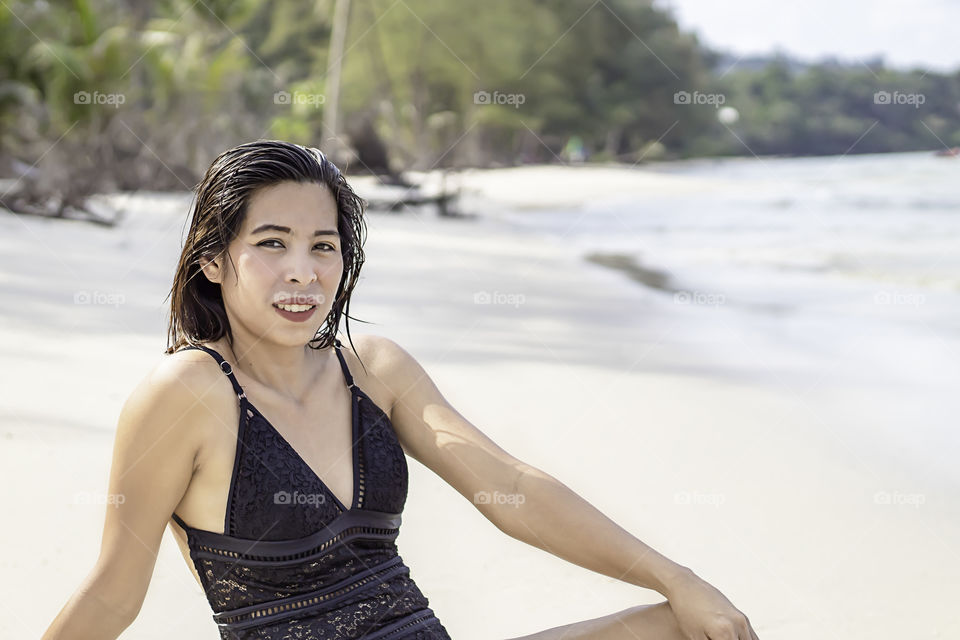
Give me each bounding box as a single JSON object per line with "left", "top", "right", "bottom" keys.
{"left": 201, "top": 180, "right": 344, "bottom": 347}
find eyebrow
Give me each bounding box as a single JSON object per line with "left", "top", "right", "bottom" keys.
{"left": 249, "top": 223, "right": 339, "bottom": 238}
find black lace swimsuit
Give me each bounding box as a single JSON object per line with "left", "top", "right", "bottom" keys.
{"left": 171, "top": 340, "right": 452, "bottom": 640}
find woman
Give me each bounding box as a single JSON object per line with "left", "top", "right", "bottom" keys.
{"left": 42, "top": 140, "right": 759, "bottom": 640}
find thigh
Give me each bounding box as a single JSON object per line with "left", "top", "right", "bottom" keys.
{"left": 503, "top": 601, "right": 685, "bottom": 640}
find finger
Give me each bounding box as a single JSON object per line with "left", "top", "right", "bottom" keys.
{"left": 680, "top": 624, "right": 707, "bottom": 640}
{"left": 707, "top": 620, "right": 740, "bottom": 640}
{"left": 742, "top": 612, "right": 759, "bottom": 640}
{"left": 739, "top": 613, "right": 759, "bottom": 640}
{"left": 734, "top": 619, "right": 750, "bottom": 640}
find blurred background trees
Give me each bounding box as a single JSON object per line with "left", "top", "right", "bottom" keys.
{"left": 1, "top": 0, "right": 958, "bottom": 217}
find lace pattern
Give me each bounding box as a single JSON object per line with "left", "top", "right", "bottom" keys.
{"left": 195, "top": 542, "right": 399, "bottom": 612}
{"left": 238, "top": 573, "right": 445, "bottom": 640}
{"left": 355, "top": 392, "right": 409, "bottom": 514}
{"left": 229, "top": 405, "right": 348, "bottom": 540}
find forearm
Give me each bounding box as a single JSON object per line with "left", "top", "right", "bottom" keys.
{"left": 494, "top": 466, "right": 693, "bottom": 596}
{"left": 42, "top": 571, "right": 138, "bottom": 640}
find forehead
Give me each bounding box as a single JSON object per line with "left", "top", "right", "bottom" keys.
{"left": 243, "top": 181, "right": 338, "bottom": 230}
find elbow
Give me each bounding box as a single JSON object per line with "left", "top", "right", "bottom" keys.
{"left": 40, "top": 583, "right": 141, "bottom": 640}
{"left": 91, "top": 586, "right": 143, "bottom": 628}
{"left": 83, "top": 563, "right": 147, "bottom": 628}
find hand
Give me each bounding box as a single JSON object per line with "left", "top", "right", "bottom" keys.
{"left": 664, "top": 570, "right": 759, "bottom": 640}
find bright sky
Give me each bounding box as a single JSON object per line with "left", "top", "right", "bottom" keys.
{"left": 656, "top": 0, "right": 960, "bottom": 73}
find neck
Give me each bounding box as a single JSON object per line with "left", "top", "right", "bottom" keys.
{"left": 221, "top": 333, "right": 336, "bottom": 405}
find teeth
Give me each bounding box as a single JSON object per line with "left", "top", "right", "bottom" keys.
{"left": 276, "top": 304, "right": 314, "bottom": 312}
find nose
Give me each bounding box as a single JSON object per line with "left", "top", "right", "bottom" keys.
{"left": 285, "top": 252, "right": 319, "bottom": 285}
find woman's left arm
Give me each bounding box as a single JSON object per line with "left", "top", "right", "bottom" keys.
{"left": 483, "top": 463, "right": 759, "bottom": 640}
{"left": 369, "top": 336, "right": 758, "bottom": 640}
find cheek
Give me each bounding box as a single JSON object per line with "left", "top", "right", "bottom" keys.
{"left": 221, "top": 253, "right": 277, "bottom": 307}
{"left": 234, "top": 251, "right": 275, "bottom": 285}
{"left": 321, "top": 255, "right": 345, "bottom": 281}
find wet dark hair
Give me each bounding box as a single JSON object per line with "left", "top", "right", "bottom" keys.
{"left": 164, "top": 140, "right": 367, "bottom": 356}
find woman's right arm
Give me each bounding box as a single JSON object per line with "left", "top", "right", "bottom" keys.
{"left": 42, "top": 357, "right": 215, "bottom": 639}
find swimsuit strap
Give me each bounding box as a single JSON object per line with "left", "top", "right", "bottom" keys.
{"left": 180, "top": 341, "right": 353, "bottom": 395}
{"left": 333, "top": 339, "right": 355, "bottom": 389}
{"left": 178, "top": 344, "right": 247, "bottom": 400}
{"left": 170, "top": 511, "right": 190, "bottom": 530}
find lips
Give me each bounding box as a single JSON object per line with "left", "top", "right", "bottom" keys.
{"left": 273, "top": 303, "right": 318, "bottom": 323}
{"left": 272, "top": 303, "right": 317, "bottom": 311}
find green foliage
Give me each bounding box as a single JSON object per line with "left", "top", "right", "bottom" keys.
{"left": 1, "top": 0, "right": 958, "bottom": 201}
{"left": 705, "top": 62, "right": 960, "bottom": 157}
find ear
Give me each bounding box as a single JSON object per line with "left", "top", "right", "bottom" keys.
{"left": 198, "top": 252, "right": 225, "bottom": 284}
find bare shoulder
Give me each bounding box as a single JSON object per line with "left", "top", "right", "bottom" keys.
{"left": 150, "top": 347, "right": 237, "bottom": 404}
{"left": 120, "top": 349, "right": 240, "bottom": 458}
{"left": 339, "top": 333, "right": 412, "bottom": 367}
{"left": 338, "top": 333, "right": 418, "bottom": 380}
{"left": 156, "top": 346, "right": 242, "bottom": 417}
{"left": 336, "top": 334, "right": 425, "bottom": 412}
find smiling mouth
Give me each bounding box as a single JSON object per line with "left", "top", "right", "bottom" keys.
{"left": 272, "top": 303, "right": 317, "bottom": 312}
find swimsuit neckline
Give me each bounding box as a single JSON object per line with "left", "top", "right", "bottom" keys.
{"left": 172, "top": 339, "right": 368, "bottom": 538}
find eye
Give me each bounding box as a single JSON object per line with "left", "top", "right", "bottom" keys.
{"left": 257, "top": 239, "right": 336, "bottom": 251}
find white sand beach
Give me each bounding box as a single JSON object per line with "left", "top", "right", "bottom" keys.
{"left": 2, "top": 160, "right": 958, "bottom": 639}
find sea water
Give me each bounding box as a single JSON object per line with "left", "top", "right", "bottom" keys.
{"left": 498, "top": 151, "right": 960, "bottom": 485}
